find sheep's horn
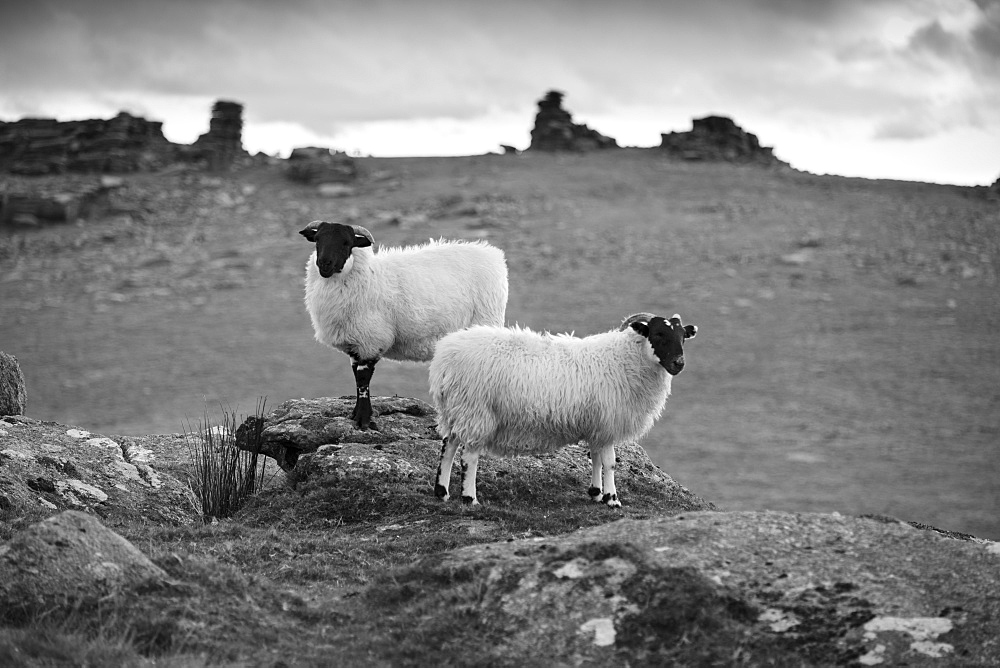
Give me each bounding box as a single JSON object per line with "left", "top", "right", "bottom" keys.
{"left": 351, "top": 225, "right": 375, "bottom": 245}
{"left": 618, "top": 312, "right": 656, "bottom": 331}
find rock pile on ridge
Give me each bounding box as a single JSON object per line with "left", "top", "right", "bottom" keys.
{"left": 0, "top": 99, "right": 249, "bottom": 177}
{"left": 0, "top": 112, "right": 175, "bottom": 176}
{"left": 659, "top": 115, "right": 787, "bottom": 166}
{"left": 191, "top": 100, "right": 247, "bottom": 171}
{"left": 284, "top": 146, "right": 358, "bottom": 185}
{"left": 529, "top": 90, "right": 618, "bottom": 152}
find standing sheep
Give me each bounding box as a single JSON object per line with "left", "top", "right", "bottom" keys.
{"left": 300, "top": 221, "right": 508, "bottom": 429}
{"left": 431, "top": 312, "right": 698, "bottom": 507}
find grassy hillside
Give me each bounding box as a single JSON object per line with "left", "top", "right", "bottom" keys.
{"left": 1, "top": 149, "right": 997, "bottom": 538}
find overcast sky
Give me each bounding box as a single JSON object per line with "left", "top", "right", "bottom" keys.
{"left": 1, "top": 0, "right": 998, "bottom": 185}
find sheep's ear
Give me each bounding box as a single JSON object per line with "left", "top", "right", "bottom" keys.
{"left": 299, "top": 226, "right": 319, "bottom": 242}
{"left": 630, "top": 321, "right": 650, "bottom": 338}
{"left": 353, "top": 233, "right": 373, "bottom": 248}
{"left": 684, "top": 324, "right": 698, "bottom": 340}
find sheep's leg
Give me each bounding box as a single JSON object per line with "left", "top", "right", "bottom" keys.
{"left": 435, "top": 436, "right": 460, "bottom": 501}
{"left": 350, "top": 358, "right": 378, "bottom": 430}
{"left": 460, "top": 446, "right": 481, "bottom": 506}
{"left": 598, "top": 444, "right": 621, "bottom": 508}
{"left": 587, "top": 443, "right": 604, "bottom": 502}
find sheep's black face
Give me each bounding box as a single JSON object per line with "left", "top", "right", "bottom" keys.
{"left": 633, "top": 314, "right": 698, "bottom": 376}
{"left": 299, "top": 221, "right": 373, "bottom": 278}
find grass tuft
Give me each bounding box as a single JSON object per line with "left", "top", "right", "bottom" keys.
{"left": 185, "top": 399, "right": 268, "bottom": 522}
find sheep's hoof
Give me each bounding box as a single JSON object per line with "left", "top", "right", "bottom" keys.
{"left": 461, "top": 495, "right": 480, "bottom": 506}
{"left": 602, "top": 493, "right": 621, "bottom": 508}
{"left": 587, "top": 486, "right": 603, "bottom": 502}
{"left": 434, "top": 483, "right": 450, "bottom": 500}
{"left": 350, "top": 403, "right": 377, "bottom": 430}
{"left": 351, "top": 415, "right": 378, "bottom": 431}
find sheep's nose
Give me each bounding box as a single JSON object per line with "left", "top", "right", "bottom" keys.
{"left": 317, "top": 261, "right": 335, "bottom": 277}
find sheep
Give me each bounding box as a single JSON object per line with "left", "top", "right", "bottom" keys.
{"left": 300, "top": 220, "right": 508, "bottom": 430}
{"left": 430, "top": 312, "right": 697, "bottom": 507}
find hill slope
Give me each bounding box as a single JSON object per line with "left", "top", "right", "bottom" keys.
{"left": 1, "top": 150, "right": 997, "bottom": 538}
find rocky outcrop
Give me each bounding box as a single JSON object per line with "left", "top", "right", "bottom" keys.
{"left": 0, "top": 112, "right": 175, "bottom": 175}
{"left": 0, "top": 352, "right": 26, "bottom": 416}
{"left": 0, "top": 100, "right": 248, "bottom": 176}
{"left": 0, "top": 510, "right": 168, "bottom": 621}
{"left": 284, "top": 146, "right": 358, "bottom": 185}
{"left": 0, "top": 400, "right": 998, "bottom": 663}
{"left": 529, "top": 90, "right": 618, "bottom": 152}
{"left": 190, "top": 100, "right": 247, "bottom": 171}
{"left": 660, "top": 115, "right": 787, "bottom": 166}
{"left": 366, "top": 510, "right": 999, "bottom": 665}
{"left": 0, "top": 415, "right": 194, "bottom": 526}
{"left": 237, "top": 396, "right": 438, "bottom": 471}
{"left": 236, "top": 396, "right": 712, "bottom": 515}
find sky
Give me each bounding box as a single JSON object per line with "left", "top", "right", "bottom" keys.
{"left": 1, "top": 0, "right": 998, "bottom": 186}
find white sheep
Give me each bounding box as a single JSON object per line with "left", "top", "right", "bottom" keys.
{"left": 431, "top": 312, "right": 697, "bottom": 507}
{"left": 300, "top": 220, "right": 508, "bottom": 429}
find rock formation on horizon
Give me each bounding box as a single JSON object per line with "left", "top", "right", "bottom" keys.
{"left": 285, "top": 146, "right": 358, "bottom": 185}
{"left": 190, "top": 100, "right": 248, "bottom": 172}
{"left": 0, "top": 112, "right": 175, "bottom": 176}
{"left": 660, "top": 115, "right": 787, "bottom": 166}
{"left": 529, "top": 90, "right": 618, "bottom": 152}
{"left": 0, "top": 99, "right": 248, "bottom": 176}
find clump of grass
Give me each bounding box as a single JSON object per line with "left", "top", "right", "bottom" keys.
{"left": 185, "top": 399, "right": 268, "bottom": 522}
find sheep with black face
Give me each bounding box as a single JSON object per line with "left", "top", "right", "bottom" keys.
{"left": 430, "top": 312, "right": 698, "bottom": 507}
{"left": 300, "top": 221, "right": 508, "bottom": 429}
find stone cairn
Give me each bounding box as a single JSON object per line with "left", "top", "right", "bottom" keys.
{"left": 528, "top": 90, "right": 618, "bottom": 152}
{"left": 191, "top": 100, "right": 247, "bottom": 171}
{"left": 659, "top": 115, "right": 787, "bottom": 166}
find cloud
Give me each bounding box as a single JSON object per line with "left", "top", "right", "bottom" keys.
{"left": 0, "top": 0, "right": 998, "bottom": 184}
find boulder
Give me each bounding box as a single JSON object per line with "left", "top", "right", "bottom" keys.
{"left": 0, "top": 510, "right": 168, "bottom": 621}
{"left": 0, "top": 352, "right": 26, "bottom": 415}
{"left": 237, "top": 396, "right": 714, "bottom": 516}
{"left": 0, "top": 416, "right": 195, "bottom": 526}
